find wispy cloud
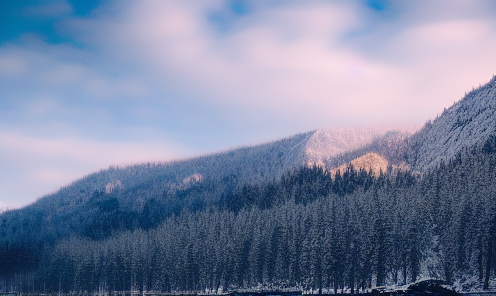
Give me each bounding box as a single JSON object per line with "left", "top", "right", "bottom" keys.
{"left": 59, "top": 0, "right": 496, "bottom": 125}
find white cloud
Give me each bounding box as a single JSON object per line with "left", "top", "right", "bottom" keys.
{"left": 378, "top": 17, "right": 496, "bottom": 116}
{"left": 0, "top": 43, "right": 149, "bottom": 104}
{"left": 60, "top": 0, "right": 496, "bottom": 127}
{"left": 0, "top": 55, "right": 28, "bottom": 77}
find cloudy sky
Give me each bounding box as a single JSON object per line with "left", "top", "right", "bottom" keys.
{"left": 1, "top": 0, "right": 496, "bottom": 210}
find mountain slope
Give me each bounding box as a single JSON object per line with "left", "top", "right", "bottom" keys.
{"left": 304, "top": 127, "right": 391, "bottom": 167}
{"left": 406, "top": 76, "right": 496, "bottom": 172}
{"left": 28, "top": 127, "right": 389, "bottom": 214}
{"left": 0, "top": 127, "right": 390, "bottom": 247}
{"left": 329, "top": 152, "right": 389, "bottom": 178}
{"left": 4, "top": 76, "right": 495, "bottom": 249}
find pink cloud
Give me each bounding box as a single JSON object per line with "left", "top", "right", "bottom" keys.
{"left": 60, "top": 0, "right": 496, "bottom": 127}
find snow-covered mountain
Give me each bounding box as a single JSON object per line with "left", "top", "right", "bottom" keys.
{"left": 406, "top": 76, "right": 496, "bottom": 172}
{"left": 0, "top": 126, "right": 393, "bottom": 254}
{"left": 304, "top": 127, "right": 393, "bottom": 168}
{"left": 31, "top": 126, "right": 389, "bottom": 213}
{"left": 7, "top": 75, "right": 496, "bottom": 240}
{"left": 2, "top": 75, "right": 496, "bottom": 295}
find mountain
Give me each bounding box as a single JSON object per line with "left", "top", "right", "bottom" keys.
{"left": 304, "top": 126, "right": 394, "bottom": 168}
{"left": 406, "top": 76, "right": 496, "bottom": 172}
{"left": 3, "top": 76, "right": 495, "bottom": 249}
{"left": 323, "top": 75, "right": 496, "bottom": 174}
{"left": 0, "top": 126, "right": 391, "bottom": 246}
{"left": 1, "top": 75, "right": 496, "bottom": 294}
{"left": 20, "top": 126, "right": 390, "bottom": 214}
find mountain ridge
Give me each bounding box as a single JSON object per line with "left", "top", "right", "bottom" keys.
{"left": 29, "top": 126, "right": 393, "bottom": 213}
{"left": 4, "top": 73, "right": 496, "bottom": 244}
{"left": 406, "top": 75, "right": 496, "bottom": 171}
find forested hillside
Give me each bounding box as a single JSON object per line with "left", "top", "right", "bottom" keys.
{"left": 2, "top": 147, "right": 496, "bottom": 294}
{"left": 0, "top": 127, "right": 390, "bottom": 263}
{"left": 1, "top": 76, "right": 496, "bottom": 294}
{"left": 405, "top": 76, "right": 496, "bottom": 172}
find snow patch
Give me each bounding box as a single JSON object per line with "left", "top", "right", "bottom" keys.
{"left": 183, "top": 173, "right": 203, "bottom": 185}
{"left": 105, "top": 180, "right": 122, "bottom": 194}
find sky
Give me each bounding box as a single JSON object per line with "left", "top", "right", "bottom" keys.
{"left": 1, "top": 0, "right": 496, "bottom": 210}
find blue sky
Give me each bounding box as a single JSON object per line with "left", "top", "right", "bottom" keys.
{"left": 1, "top": 0, "right": 496, "bottom": 210}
